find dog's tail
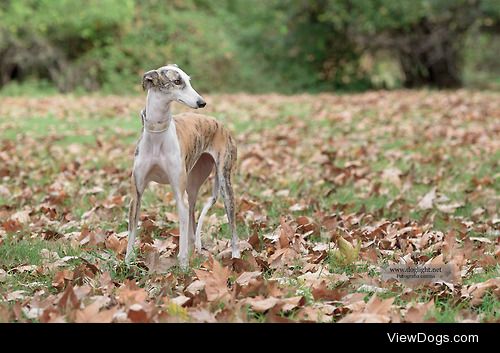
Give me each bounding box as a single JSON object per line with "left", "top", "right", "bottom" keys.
{"left": 194, "top": 171, "right": 220, "bottom": 242}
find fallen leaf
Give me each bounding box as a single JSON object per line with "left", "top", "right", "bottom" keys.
{"left": 404, "top": 300, "right": 435, "bottom": 323}
{"left": 418, "top": 188, "right": 436, "bottom": 210}
{"left": 235, "top": 271, "right": 262, "bottom": 286}
{"left": 75, "top": 301, "right": 117, "bottom": 323}
{"left": 194, "top": 260, "right": 231, "bottom": 302}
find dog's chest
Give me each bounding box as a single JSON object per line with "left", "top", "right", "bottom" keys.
{"left": 135, "top": 125, "right": 183, "bottom": 185}
{"left": 146, "top": 164, "right": 170, "bottom": 184}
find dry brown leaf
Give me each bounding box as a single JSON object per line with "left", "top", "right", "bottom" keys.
{"left": 75, "top": 301, "right": 117, "bottom": 323}
{"left": 404, "top": 300, "right": 435, "bottom": 323}
{"left": 235, "top": 271, "right": 262, "bottom": 286}
{"left": 194, "top": 260, "right": 231, "bottom": 302}
{"left": 418, "top": 188, "right": 436, "bottom": 210}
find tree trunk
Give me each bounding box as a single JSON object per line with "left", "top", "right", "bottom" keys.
{"left": 398, "top": 41, "right": 463, "bottom": 88}
{"left": 397, "top": 20, "right": 464, "bottom": 89}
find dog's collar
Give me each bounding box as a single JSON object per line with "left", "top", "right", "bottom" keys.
{"left": 144, "top": 120, "right": 169, "bottom": 133}
{"left": 141, "top": 109, "right": 170, "bottom": 133}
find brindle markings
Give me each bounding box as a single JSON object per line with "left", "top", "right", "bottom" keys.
{"left": 142, "top": 67, "right": 186, "bottom": 91}
{"left": 172, "top": 113, "right": 239, "bottom": 257}
{"left": 217, "top": 133, "right": 239, "bottom": 256}
{"left": 161, "top": 68, "right": 186, "bottom": 89}
{"left": 126, "top": 172, "right": 142, "bottom": 261}
{"left": 175, "top": 115, "right": 224, "bottom": 173}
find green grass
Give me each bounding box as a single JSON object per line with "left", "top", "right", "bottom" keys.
{"left": 0, "top": 237, "right": 81, "bottom": 268}
{"left": 463, "top": 265, "right": 500, "bottom": 286}
{"left": 478, "top": 292, "right": 500, "bottom": 322}
{"left": 432, "top": 299, "right": 467, "bottom": 323}
{"left": 1, "top": 112, "right": 141, "bottom": 145}
{"left": 0, "top": 237, "right": 83, "bottom": 296}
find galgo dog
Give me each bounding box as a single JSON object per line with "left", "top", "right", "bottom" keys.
{"left": 125, "top": 64, "right": 240, "bottom": 268}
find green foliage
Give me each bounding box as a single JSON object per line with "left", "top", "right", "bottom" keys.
{"left": 95, "top": 0, "right": 241, "bottom": 93}
{"left": 464, "top": 32, "right": 500, "bottom": 89}
{"left": 292, "top": 0, "right": 500, "bottom": 88}
{"left": 0, "top": 0, "right": 498, "bottom": 93}
{"left": 276, "top": 0, "right": 372, "bottom": 91}
{"left": 0, "top": 0, "right": 134, "bottom": 90}
{"left": 0, "top": 0, "right": 133, "bottom": 34}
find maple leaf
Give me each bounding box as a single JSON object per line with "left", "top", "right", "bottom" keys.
{"left": 235, "top": 271, "right": 262, "bottom": 286}
{"left": 242, "top": 296, "right": 304, "bottom": 313}
{"left": 116, "top": 280, "right": 148, "bottom": 306}
{"left": 52, "top": 269, "right": 74, "bottom": 290}
{"left": 339, "top": 294, "right": 395, "bottom": 323}
{"left": 144, "top": 249, "right": 176, "bottom": 274}
{"left": 404, "top": 300, "right": 435, "bottom": 323}
{"left": 312, "top": 281, "right": 346, "bottom": 301}
{"left": 243, "top": 297, "right": 280, "bottom": 312}
{"left": 75, "top": 301, "right": 117, "bottom": 323}
{"left": 10, "top": 209, "right": 31, "bottom": 224}
{"left": 418, "top": 188, "right": 436, "bottom": 210}
{"left": 6, "top": 290, "right": 26, "bottom": 302}
{"left": 279, "top": 217, "right": 294, "bottom": 248}
{"left": 105, "top": 234, "right": 127, "bottom": 255}
{"left": 467, "top": 278, "right": 500, "bottom": 306}
{"left": 188, "top": 307, "right": 217, "bottom": 323}
{"left": 185, "top": 280, "right": 205, "bottom": 297}
{"left": 127, "top": 303, "right": 149, "bottom": 323}
{"left": 171, "top": 295, "right": 191, "bottom": 307}
{"left": 194, "top": 260, "right": 231, "bottom": 302}
{"left": 58, "top": 284, "right": 80, "bottom": 313}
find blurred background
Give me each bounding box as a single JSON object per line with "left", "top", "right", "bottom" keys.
{"left": 0, "top": 0, "right": 499, "bottom": 95}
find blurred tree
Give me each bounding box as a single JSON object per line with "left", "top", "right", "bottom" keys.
{"left": 279, "top": 0, "right": 371, "bottom": 90}
{"left": 344, "top": 0, "right": 486, "bottom": 88}
{"left": 306, "top": 0, "right": 500, "bottom": 88}
{"left": 0, "top": 0, "right": 498, "bottom": 92}
{"left": 0, "top": 0, "right": 134, "bottom": 91}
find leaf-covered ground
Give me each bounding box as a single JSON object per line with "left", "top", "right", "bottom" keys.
{"left": 0, "top": 91, "right": 498, "bottom": 323}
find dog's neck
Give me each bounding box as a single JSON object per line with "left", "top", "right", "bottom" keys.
{"left": 143, "top": 89, "right": 173, "bottom": 133}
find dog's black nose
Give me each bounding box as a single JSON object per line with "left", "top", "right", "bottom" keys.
{"left": 197, "top": 99, "right": 206, "bottom": 108}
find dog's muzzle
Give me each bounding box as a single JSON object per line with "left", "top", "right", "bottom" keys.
{"left": 197, "top": 99, "right": 206, "bottom": 108}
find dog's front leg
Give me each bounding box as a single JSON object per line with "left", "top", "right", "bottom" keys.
{"left": 172, "top": 177, "right": 189, "bottom": 269}
{"left": 125, "top": 170, "right": 146, "bottom": 264}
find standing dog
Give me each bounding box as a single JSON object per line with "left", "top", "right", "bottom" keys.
{"left": 125, "top": 64, "right": 240, "bottom": 268}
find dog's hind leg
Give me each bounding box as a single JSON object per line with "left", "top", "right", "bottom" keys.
{"left": 195, "top": 171, "right": 219, "bottom": 253}
{"left": 218, "top": 156, "right": 240, "bottom": 259}
{"left": 187, "top": 154, "right": 215, "bottom": 250}
{"left": 187, "top": 198, "right": 197, "bottom": 249}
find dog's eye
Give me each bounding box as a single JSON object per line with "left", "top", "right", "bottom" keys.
{"left": 174, "top": 79, "right": 182, "bottom": 85}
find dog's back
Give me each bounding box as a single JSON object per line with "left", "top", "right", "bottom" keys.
{"left": 173, "top": 113, "right": 237, "bottom": 174}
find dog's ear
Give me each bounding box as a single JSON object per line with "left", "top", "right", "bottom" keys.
{"left": 142, "top": 70, "right": 160, "bottom": 91}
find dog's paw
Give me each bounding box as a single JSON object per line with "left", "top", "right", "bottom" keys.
{"left": 124, "top": 253, "right": 134, "bottom": 266}
{"left": 231, "top": 249, "right": 241, "bottom": 259}
{"left": 178, "top": 255, "right": 189, "bottom": 270}
{"left": 195, "top": 241, "right": 203, "bottom": 254}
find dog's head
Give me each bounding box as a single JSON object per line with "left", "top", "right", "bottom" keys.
{"left": 142, "top": 64, "right": 206, "bottom": 109}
